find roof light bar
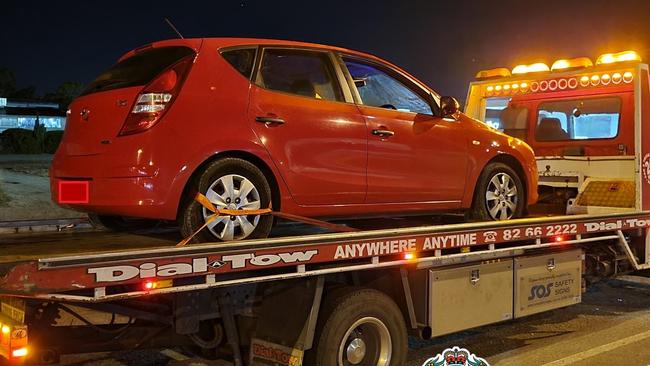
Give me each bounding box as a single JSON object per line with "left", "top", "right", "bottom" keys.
{"left": 551, "top": 57, "right": 593, "bottom": 71}
{"left": 596, "top": 50, "right": 641, "bottom": 65}
{"left": 475, "top": 50, "right": 641, "bottom": 81}
{"left": 512, "top": 62, "right": 550, "bottom": 75}
{"left": 475, "top": 67, "right": 512, "bottom": 80}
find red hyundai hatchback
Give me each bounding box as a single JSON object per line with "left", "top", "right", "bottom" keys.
{"left": 51, "top": 38, "right": 538, "bottom": 242}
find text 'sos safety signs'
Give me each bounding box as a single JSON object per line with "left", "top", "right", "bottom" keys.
{"left": 515, "top": 250, "right": 582, "bottom": 317}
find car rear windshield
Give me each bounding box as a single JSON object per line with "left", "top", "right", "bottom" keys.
{"left": 81, "top": 46, "right": 195, "bottom": 96}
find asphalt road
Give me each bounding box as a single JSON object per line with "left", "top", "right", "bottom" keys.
{"left": 49, "top": 276, "right": 650, "bottom": 366}
{"left": 407, "top": 275, "right": 650, "bottom": 366}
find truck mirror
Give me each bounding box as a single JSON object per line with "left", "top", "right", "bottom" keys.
{"left": 572, "top": 107, "right": 581, "bottom": 117}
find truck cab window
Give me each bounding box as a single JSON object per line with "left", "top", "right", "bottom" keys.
{"left": 536, "top": 97, "right": 620, "bottom": 141}
{"left": 485, "top": 97, "right": 511, "bottom": 130}
{"left": 500, "top": 105, "right": 529, "bottom": 140}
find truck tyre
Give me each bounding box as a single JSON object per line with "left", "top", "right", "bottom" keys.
{"left": 179, "top": 158, "right": 273, "bottom": 243}
{"left": 308, "top": 287, "right": 407, "bottom": 366}
{"left": 467, "top": 162, "right": 525, "bottom": 221}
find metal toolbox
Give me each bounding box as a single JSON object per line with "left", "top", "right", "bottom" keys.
{"left": 428, "top": 259, "right": 513, "bottom": 337}
{"left": 514, "top": 249, "right": 582, "bottom": 318}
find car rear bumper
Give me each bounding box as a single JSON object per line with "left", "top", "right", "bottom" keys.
{"left": 50, "top": 153, "right": 177, "bottom": 220}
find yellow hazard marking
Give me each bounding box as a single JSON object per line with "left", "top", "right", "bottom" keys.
{"left": 576, "top": 180, "right": 635, "bottom": 208}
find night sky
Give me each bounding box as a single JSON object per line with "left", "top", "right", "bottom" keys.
{"left": 3, "top": 0, "right": 650, "bottom": 100}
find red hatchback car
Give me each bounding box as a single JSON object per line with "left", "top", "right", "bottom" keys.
{"left": 51, "top": 38, "right": 538, "bottom": 242}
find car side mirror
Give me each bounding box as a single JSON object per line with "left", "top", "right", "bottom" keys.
{"left": 440, "top": 96, "right": 460, "bottom": 119}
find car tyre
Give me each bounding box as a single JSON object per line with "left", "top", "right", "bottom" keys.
{"left": 467, "top": 162, "right": 525, "bottom": 221}
{"left": 305, "top": 287, "right": 408, "bottom": 366}
{"left": 179, "top": 158, "right": 273, "bottom": 243}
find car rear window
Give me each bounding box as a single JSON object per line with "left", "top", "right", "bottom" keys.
{"left": 221, "top": 48, "right": 256, "bottom": 79}
{"left": 256, "top": 49, "right": 344, "bottom": 102}
{"left": 81, "top": 46, "right": 195, "bottom": 96}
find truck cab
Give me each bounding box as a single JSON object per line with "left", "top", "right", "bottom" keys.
{"left": 464, "top": 51, "right": 650, "bottom": 215}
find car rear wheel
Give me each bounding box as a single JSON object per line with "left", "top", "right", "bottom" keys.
{"left": 179, "top": 158, "right": 273, "bottom": 243}
{"left": 467, "top": 162, "right": 525, "bottom": 221}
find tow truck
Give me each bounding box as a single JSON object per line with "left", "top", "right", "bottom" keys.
{"left": 1, "top": 50, "right": 650, "bottom": 366}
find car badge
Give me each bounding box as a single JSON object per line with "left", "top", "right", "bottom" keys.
{"left": 80, "top": 108, "right": 90, "bottom": 121}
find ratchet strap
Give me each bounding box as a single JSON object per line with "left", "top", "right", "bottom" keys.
{"left": 177, "top": 192, "right": 358, "bottom": 247}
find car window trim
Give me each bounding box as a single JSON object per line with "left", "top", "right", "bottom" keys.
{"left": 218, "top": 45, "right": 259, "bottom": 81}
{"left": 338, "top": 53, "right": 441, "bottom": 116}
{"left": 252, "top": 46, "right": 352, "bottom": 104}
{"left": 534, "top": 95, "right": 623, "bottom": 142}
{"left": 334, "top": 53, "right": 363, "bottom": 105}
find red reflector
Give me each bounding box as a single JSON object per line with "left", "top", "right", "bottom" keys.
{"left": 58, "top": 181, "right": 89, "bottom": 204}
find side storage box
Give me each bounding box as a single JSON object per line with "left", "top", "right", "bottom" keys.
{"left": 429, "top": 260, "right": 513, "bottom": 337}
{"left": 514, "top": 249, "right": 582, "bottom": 318}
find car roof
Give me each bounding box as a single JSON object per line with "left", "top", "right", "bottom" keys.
{"left": 118, "top": 37, "right": 438, "bottom": 97}
{"left": 119, "top": 37, "right": 384, "bottom": 62}
{"left": 204, "top": 37, "right": 382, "bottom": 60}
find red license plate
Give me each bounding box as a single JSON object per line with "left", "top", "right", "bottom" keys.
{"left": 58, "top": 181, "right": 89, "bottom": 204}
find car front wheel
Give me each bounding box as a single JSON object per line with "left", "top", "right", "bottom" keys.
{"left": 467, "top": 162, "right": 525, "bottom": 221}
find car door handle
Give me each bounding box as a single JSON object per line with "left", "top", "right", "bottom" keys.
{"left": 255, "top": 116, "right": 285, "bottom": 126}
{"left": 372, "top": 129, "right": 395, "bottom": 137}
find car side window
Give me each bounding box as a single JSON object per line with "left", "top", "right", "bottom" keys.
{"left": 221, "top": 48, "right": 256, "bottom": 79}
{"left": 256, "top": 49, "right": 344, "bottom": 102}
{"left": 343, "top": 58, "right": 433, "bottom": 115}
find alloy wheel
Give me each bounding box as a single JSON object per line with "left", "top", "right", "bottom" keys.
{"left": 202, "top": 174, "right": 261, "bottom": 240}
{"left": 485, "top": 172, "right": 518, "bottom": 220}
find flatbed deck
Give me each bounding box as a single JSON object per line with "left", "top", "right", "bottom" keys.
{"left": 0, "top": 230, "right": 180, "bottom": 264}
{"left": 0, "top": 215, "right": 463, "bottom": 263}
{"left": 1, "top": 211, "right": 648, "bottom": 302}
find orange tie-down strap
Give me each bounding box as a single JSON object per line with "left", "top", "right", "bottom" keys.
{"left": 177, "top": 193, "right": 359, "bottom": 247}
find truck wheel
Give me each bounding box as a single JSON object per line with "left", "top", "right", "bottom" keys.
{"left": 179, "top": 158, "right": 273, "bottom": 242}
{"left": 467, "top": 162, "right": 525, "bottom": 221}
{"left": 308, "top": 288, "right": 407, "bottom": 366}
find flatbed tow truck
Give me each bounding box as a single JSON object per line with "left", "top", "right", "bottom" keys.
{"left": 2, "top": 50, "right": 650, "bottom": 366}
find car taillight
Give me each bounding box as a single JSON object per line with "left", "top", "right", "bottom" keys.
{"left": 119, "top": 54, "right": 195, "bottom": 136}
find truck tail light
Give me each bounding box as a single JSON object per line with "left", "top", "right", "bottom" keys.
{"left": 119, "top": 55, "right": 195, "bottom": 136}
{"left": 11, "top": 347, "right": 27, "bottom": 358}
{"left": 143, "top": 279, "right": 173, "bottom": 291}
{"left": 0, "top": 320, "right": 28, "bottom": 361}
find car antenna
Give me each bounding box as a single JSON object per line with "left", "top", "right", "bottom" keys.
{"left": 164, "top": 17, "right": 184, "bottom": 39}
